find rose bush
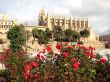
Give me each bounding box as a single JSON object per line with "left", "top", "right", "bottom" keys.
{"left": 0, "top": 49, "right": 29, "bottom": 81}
{"left": 0, "top": 43, "right": 110, "bottom": 82}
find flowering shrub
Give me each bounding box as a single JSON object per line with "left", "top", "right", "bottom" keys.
{"left": 93, "top": 54, "right": 110, "bottom": 82}
{"left": 0, "top": 49, "right": 29, "bottom": 81}
{"left": 0, "top": 43, "right": 110, "bottom": 82}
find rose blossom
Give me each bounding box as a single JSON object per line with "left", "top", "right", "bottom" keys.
{"left": 34, "top": 74, "right": 38, "bottom": 79}
{"left": 0, "top": 54, "right": 8, "bottom": 61}
{"left": 36, "top": 53, "right": 40, "bottom": 59}
{"left": 90, "top": 52, "right": 94, "bottom": 59}
{"left": 5, "top": 48, "right": 11, "bottom": 53}
{"left": 31, "top": 61, "right": 38, "bottom": 67}
{"left": 72, "top": 57, "right": 77, "bottom": 62}
{"left": 41, "top": 55, "right": 45, "bottom": 61}
{"left": 46, "top": 46, "right": 52, "bottom": 53}
{"left": 24, "top": 64, "right": 32, "bottom": 72}
{"left": 73, "top": 62, "right": 80, "bottom": 70}
{"left": 56, "top": 43, "right": 62, "bottom": 50}
{"left": 24, "top": 71, "right": 30, "bottom": 80}
{"left": 85, "top": 51, "right": 90, "bottom": 56}
{"left": 100, "top": 57, "right": 107, "bottom": 64}
{"left": 63, "top": 52, "right": 69, "bottom": 58}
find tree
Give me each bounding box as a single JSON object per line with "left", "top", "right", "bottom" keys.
{"left": 32, "top": 28, "right": 48, "bottom": 45}
{"left": 80, "top": 29, "right": 90, "bottom": 42}
{"left": 32, "top": 28, "right": 39, "bottom": 39}
{"left": 64, "top": 29, "right": 80, "bottom": 42}
{"left": 64, "top": 29, "right": 74, "bottom": 41}
{"left": 72, "top": 31, "right": 80, "bottom": 42}
{"left": 7, "top": 25, "right": 26, "bottom": 52}
{"left": 45, "top": 28, "right": 52, "bottom": 41}
{"left": 52, "top": 26, "right": 65, "bottom": 42}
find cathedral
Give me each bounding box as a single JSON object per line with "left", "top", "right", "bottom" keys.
{"left": 38, "top": 8, "right": 89, "bottom": 32}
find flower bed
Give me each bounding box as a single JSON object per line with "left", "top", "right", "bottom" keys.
{"left": 0, "top": 43, "right": 110, "bottom": 82}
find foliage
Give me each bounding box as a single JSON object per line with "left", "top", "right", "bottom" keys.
{"left": 32, "top": 28, "right": 49, "bottom": 45}
{"left": 80, "top": 29, "right": 90, "bottom": 38}
{"left": 77, "top": 41, "right": 83, "bottom": 45}
{"left": 64, "top": 29, "right": 80, "bottom": 42}
{"left": 0, "top": 69, "right": 11, "bottom": 82}
{"left": 1, "top": 44, "right": 110, "bottom": 82}
{"left": 64, "top": 29, "right": 74, "bottom": 41}
{"left": 32, "top": 28, "right": 39, "bottom": 39}
{"left": 45, "top": 28, "right": 52, "bottom": 41}
{"left": 0, "top": 49, "right": 29, "bottom": 82}
{"left": 93, "top": 54, "right": 110, "bottom": 82}
{"left": 7, "top": 25, "right": 26, "bottom": 52}
{"left": 52, "top": 26, "right": 65, "bottom": 41}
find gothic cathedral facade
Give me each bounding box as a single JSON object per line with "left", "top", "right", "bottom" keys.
{"left": 38, "top": 8, "right": 90, "bottom": 32}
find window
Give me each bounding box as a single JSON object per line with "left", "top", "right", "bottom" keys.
{"left": 1, "top": 22, "right": 3, "bottom": 25}
{"left": 5, "top": 22, "right": 7, "bottom": 25}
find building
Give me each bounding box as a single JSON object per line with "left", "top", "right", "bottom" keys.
{"left": 0, "top": 9, "right": 105, "bottom": 49}
{"left": 99, "top": 34, "right": 110, "bottom": 41}
{"left": 38, "top": 8, "right": 90, "bottom": 31}
{"left": 99, "top": 34, "right": 110, "bottom": 48}
{"left": 0, "top": 14, "right": 15, "bottom": 34}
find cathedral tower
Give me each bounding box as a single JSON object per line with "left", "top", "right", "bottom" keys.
{"left": 38, "top": 8, "right": 47, "bottom": 26}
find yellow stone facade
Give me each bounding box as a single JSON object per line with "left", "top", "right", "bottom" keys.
{"left": 0, "top": 10, "right": 106, "bottom": 50}
{"left": 0, "top": 14, "right": 15, "bottom": 34}
{"left": 38, "top": 8, "right": 89, "bottom": 31}
{"left": 38, "top": 8, "right": 102, "bottom": 44}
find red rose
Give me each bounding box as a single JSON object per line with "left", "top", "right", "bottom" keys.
{"left": 72, "top": 57, "right": 77, "bottom": 62}
{"left": 85, "top": 51, "right": 90, "bottom": 56}
{"left": 34, "top": 74, "right": 38, "bottom": 79}
{"left": 63, "top": 52, "right": 69, "bottom": 58}
{"left": 81, "top": 46, "right": 88, "bottom": 51}
{"left": 24, "top": 64, "right": 32, "bottom": 72}
{"left": 54, "top": 53, "right": 58, "bottom": 56}
{"left": 36, "top": 53, "right": 40, "bottom": 59}
{"left": 90, "top": 52, "right": 94, "bottom": 59}
{"left": 31, "top": 61, "right": 38, "bottom": 67}
{"left": 73, "top": 62, "right": 80, "bottom": 70}
{"left": 100, "top": 57, "right": 107, "bottom": 64}
{"left": 24, "top": 71, "right": 30, "bottom": 80}
{"left": 5, "top": 48, "right": 11, "bottom": 53}
{"left": 1, "top": 54, "right": 8, "bottom": 61}
{"left": 89, "top": 46, "right": 94, "bottom": 51}
{"left": 46, "top": 46, "right": 52, "bottom": 53}
{"left": 41, "top": 55, "right": 45, "bottom": 61}
{"left": 56, "top": 43, "right": 62, "bottom": 50}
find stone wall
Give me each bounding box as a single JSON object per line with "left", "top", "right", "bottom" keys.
{"left": 84, "top": 41, "right": 105, "bottom": 49}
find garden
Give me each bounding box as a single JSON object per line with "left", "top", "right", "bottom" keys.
{"left": 0, "top": 25, "right": 110, "bottom": 82}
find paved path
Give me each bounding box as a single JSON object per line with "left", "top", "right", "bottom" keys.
{"left": 94, "top": 49, "right": 110, "bottom": 57}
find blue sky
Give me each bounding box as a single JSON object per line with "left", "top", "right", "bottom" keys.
{"left": 0, "top": 0, "right": 110, "bottom": 35}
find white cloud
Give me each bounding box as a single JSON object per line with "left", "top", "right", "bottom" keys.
{"left": 58, "top": 0, "right": 110, "bottom": 35}
{"left": 62, "top": 0, "right": 83, "bottom": 8}
{"left": 1, "top": 0, "right": 110, "bottom": 35}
